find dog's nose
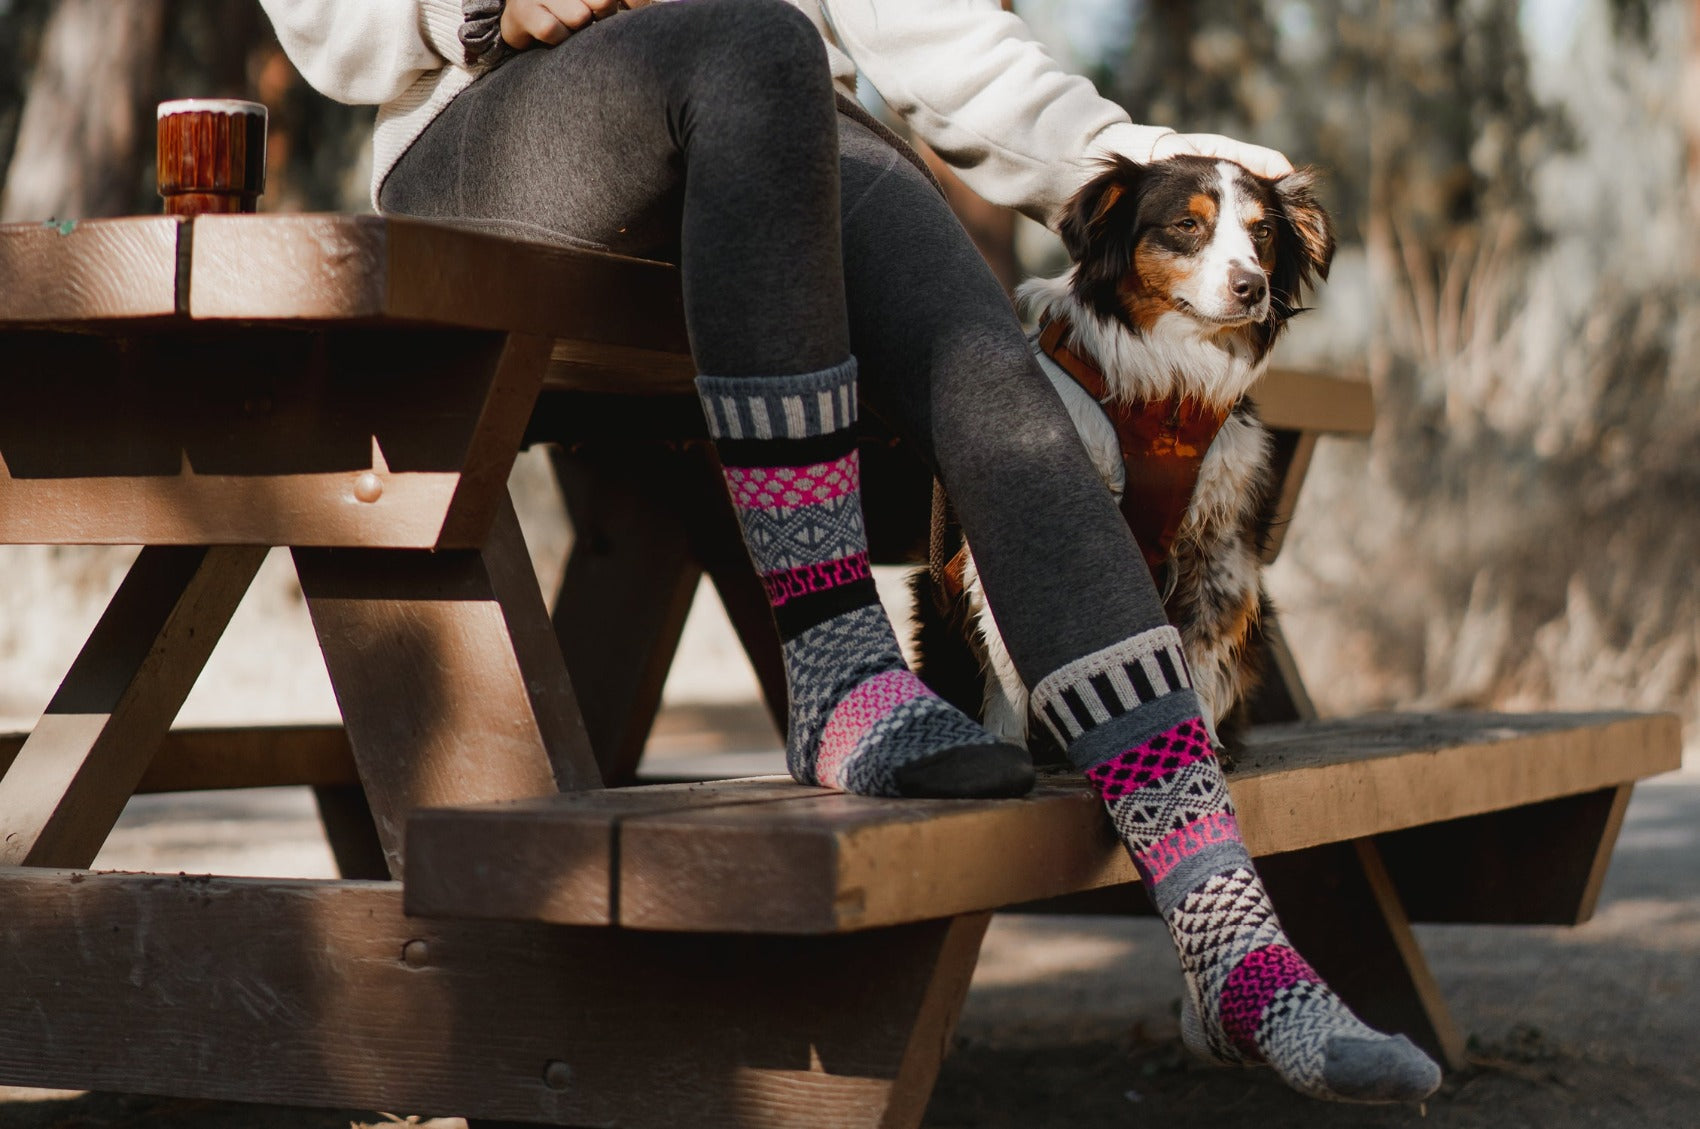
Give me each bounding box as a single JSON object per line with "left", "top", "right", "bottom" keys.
{"left": 1230, "top": 266, "right": 1267, "bottom": 306}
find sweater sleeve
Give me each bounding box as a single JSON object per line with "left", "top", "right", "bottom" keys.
{"left": 817, "top": 0, "right": 1172, "bottom": 225}
{"left": 258, "top": 0, "right": 468, "bottom": 105}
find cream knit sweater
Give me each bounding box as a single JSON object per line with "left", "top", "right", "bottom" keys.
{"left": 257, "top": 0, "right": 1177, "bottom": 224}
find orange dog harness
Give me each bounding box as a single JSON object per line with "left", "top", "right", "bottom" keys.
{"left": 1036, "top": 315, "right": 1230, "bottom": 574}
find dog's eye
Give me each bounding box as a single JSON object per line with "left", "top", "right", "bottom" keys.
{"left": 1176, "top": 218, "right": 1200, "bottom": 233}
{"left": 1251, "top": 222, "right": 1275, "bottom": 243}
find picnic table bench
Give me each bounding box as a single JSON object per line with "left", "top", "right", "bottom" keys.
{"left": 0, "top": 209, "right": 1681, "bottom": 1129}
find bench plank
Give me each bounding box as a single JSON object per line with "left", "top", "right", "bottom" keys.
{"left": 0, "top": 871, "right": 987, "bottom": 1129}
{"left": 1254, "top": 367, "right": 1374, "bottom": 435}
{"left": 405, "top": 778, "right": 819, "bottom": 925}
{"left": 405, "top": 710, "right": 1679, "bottom": 932}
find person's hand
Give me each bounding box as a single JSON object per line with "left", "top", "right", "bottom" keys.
{"left": 1150, "top": 132, "right": 1293, "bottom": 180}
{"left": 501, "top": 0, "right": 651, "bottom": 49}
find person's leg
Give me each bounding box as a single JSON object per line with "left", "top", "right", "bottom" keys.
{"left": 835, "top": 114, "right": 1439, "bottom": 1103}
{"left": 381, "top": 0, "right": 1031, "bottom": 798}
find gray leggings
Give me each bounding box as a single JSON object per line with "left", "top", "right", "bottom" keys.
{"left": 380, "top": 0, "right": 1167, "bottom": 684}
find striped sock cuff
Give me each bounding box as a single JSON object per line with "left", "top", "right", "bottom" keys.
{"left": 696, "top": 359, "right": 858, "bottom": 441}
{"left": 1030, "top": 626, "right": 1194, "bottom": 749}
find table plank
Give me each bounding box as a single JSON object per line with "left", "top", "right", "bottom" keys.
{"left": 187, "top": 215, "right": 690, "bottom": 351}
{"left": 0, "top": 217, "right": 182, "bottom": 322}
{"left": 0, "top": 327, "right": 546, "bottom": 549}
{"left": 405, "top": 710, "right": 1680, "bottom": 933}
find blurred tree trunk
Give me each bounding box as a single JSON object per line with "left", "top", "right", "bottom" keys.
{"left": 0, "top": 0, "right": 169, "bottom": 221}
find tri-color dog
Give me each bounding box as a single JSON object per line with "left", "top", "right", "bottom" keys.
{"left": 918, "top": 154, "right": 1335, "bottom": 749}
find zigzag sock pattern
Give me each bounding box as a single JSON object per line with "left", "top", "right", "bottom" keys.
{"left": 1034, "top": 630, "right": 1441, "bottom": 1103}
{"left": 698, "top": 362, "right": 1003, "bottom": 796}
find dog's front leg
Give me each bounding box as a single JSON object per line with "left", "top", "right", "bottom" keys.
{"left": 961, "top": 551, "right": 1031, "bottom": 742}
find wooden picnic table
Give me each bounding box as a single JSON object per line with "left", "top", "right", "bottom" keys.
{"left": 0, "top": 212, "right": 1681, "bottom": 1129}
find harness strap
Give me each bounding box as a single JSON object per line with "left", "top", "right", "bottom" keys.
{"left": 1037, "top": 315, "right": 1231, "bottom": 577}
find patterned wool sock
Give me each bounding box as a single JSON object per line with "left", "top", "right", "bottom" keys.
{"left": 698, "top": 360, "right": 1033, "bottom": 798}
{"left": 1032, "top": 626, "right": 1441, "bottom": 1103}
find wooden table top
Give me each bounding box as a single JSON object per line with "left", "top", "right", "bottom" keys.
{"left": 0, "top": 214, "right": 1373, "bottom": 433}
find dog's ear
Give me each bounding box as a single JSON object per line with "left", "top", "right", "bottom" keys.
{"left": 1059, "top": 156, "right": 1148, "bottom": 318}
{"left": 1268, "top": 167, "right": 1335, "bottom": 319}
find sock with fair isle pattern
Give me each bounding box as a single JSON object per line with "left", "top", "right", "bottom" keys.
{"left": 1031, "top": 626, "right": 1442, "bottom": 1103}
{"left": 697, "top": 360, "right": 1033, "bottom": 798}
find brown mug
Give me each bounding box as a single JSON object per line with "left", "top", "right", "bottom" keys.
{"left": 157, "top": 98, "right": 268, "bottom": 216}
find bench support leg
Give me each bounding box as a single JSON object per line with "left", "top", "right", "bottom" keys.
{"left": 1258, "top": 838, "right": 1468, "bottom": 1070}
{"left": 295, "top": 498, "right": 601, "bottom": 879}
{"left": 551, "top": 446, "right": 703, "bottom": 785}
{"left": 0, "top": 871, "right": 987, "bottom": 1129}
{"left": 1375, "top": 784, "right": 1632, "bottom": 926}
{"left": 550, "top": 441, "right": 791, "bottom": 779}
{"left": 311, "top": 783, "right": 390, "bottom": 880}
{"left": 0, "top": 545, "right": 264, "bottom": 868}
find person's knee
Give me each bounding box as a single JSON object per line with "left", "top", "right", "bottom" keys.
{"left": 934, "top": 332, "right": 1087, "bottom": 471}
{"left": 677, "top": 0, "right": 830, "bottom": 106}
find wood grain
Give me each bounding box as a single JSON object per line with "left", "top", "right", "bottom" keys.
{"left": 0, "top": 327, "right": 531, "bottom": 550}
{"left": 132, "top": 725, "right": 355, "bottom": 793}
{"left": 187, "top": 215, "right": 690, "bottom": 350}
{"left": 312, "top": 785, "right": 390, "bottom": 881}
{"left": 0, "top": 546, "right": 264, "bottom": 868}
{"left": 543, "top": 337, "right": 697, "bottom": 394}
{"left": 0, "top": 218, "right": 182, "bottom": 321}
{"left": 405, "top": 778, "right": 813, "bottom": 925}
{"left": 0, "top": 468, "right": 463, "bottom": 547}
{"left": 1375, "top": 784, "right": 1634, "bottom": 926}
{"left": 434, "top": 333, "right": 553, "bottom": 547}
{"left": 405, "top": 711, "right": 1679, "bottom": 932}
{"left": 1254, "top": 367, "right": 1375, "bottom": 435}
{"left": 1260, "top": 428, "right": 1317, "bottom": 565}
{"left": 0, "top": 871, "right": 986, "bottom": 1129}
{"left": 295, "top": 500, "right": 599, "bottom": 880}
{"left": 0, "top": 726, "right": 357, "bottom": 794}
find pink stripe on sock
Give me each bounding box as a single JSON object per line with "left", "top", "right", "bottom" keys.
{"left": 1133, "top": 811, "right": 1241, "bottom": 885}
{"left": 1084, "top": 718, "right": 1215, "bottom": 801}
{"left": 1218, "top": 945, "right": 1323, "bottom": 1057}
{"left": 723, "top": 454, "right": 859, "bottom": 510}
{"left": 762, "top": 552, "right": 871, "bottom": 608}
{"left": 816, "top": 669, "right": 931, "bottom": 789}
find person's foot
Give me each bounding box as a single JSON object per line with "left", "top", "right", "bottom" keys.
{"left": 789, "top": 607, "right": 1033, "bottom": 795}
{"left": 1033, "top": 630, "right": 1441, "bottom": 1103}
{"left": 700, "top": 361, "right": 1034, "bottom": 799}
{"left": 1175, "top": 882, "right": 1442, "bottom": 1102}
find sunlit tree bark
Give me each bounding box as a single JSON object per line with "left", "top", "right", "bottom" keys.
{"left": 0, "top": 0, "right": 168, "bottom": 220}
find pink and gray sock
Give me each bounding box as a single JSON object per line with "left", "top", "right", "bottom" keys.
{"left": 1033, "top": 627, "right": 1441, "bottom": 1103}
{"left": 699, "top": 360, "right": 1032, "bottom": 798}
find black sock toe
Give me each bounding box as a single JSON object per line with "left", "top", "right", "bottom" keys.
{"left": 893, "top": 742, "right": 1036, "bottom": 799}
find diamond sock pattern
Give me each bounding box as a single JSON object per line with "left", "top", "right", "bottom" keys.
{"left": 698, "top": 362, "right": 1015, "bottom": 797}
{"left": 1036, "top": 634, "right": 1442, "bottom": 1103}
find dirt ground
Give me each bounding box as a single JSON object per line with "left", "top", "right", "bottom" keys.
{"left": 0, "top": 770, "right": 1695, "bottom": 1129}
